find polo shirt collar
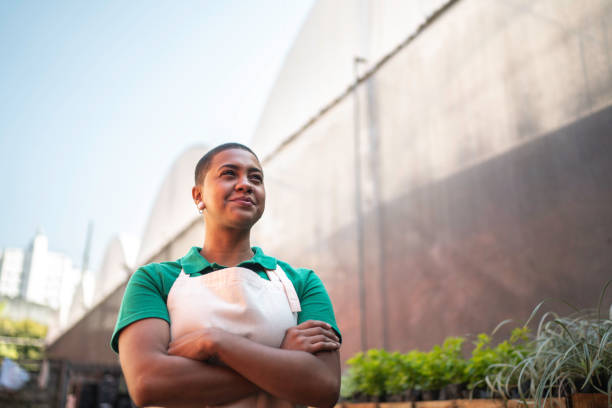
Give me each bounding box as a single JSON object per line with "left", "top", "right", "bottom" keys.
{"left": 180, "top": 246, "right": 277, "bottom": 275}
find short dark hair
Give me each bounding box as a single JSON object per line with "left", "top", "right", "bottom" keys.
{"left": 194, "top": 143, "right": 259, "bottom": 185}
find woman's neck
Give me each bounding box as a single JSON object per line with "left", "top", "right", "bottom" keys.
{"left": 200, "top": 226, "right": 254, "bottom": 267}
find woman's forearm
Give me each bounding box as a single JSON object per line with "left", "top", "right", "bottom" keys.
{"left": 118, "top": 319, "right": 259, "bottom": 407}
{"left": 214, "top": 333, "right": 340, "bottom": 408}
{"left": 127, "top": 353, "right": 258, "bottom": 407}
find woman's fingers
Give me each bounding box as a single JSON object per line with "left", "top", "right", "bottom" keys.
{"left": 309, "top": 334, "right": 340, "bottom": 347}
{"left": 296, "top": 320, "right": 339, "bottom": 342}
{"left": 296, "top": 320, "right": 332, "bottom": 330}
{"left": 308, "top": 339, "right": 340, "bottom": 353}
{"left": 300, "top": 327, "right": 339, "bottom": 343}
{"left": 280, "top": 320, "right": 340, "bottom": 353}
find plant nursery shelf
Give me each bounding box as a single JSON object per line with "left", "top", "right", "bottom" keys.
{"left": 338, "top": 394, "right": 609, "bottom": 408}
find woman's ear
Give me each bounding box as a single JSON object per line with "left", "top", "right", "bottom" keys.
{"left": 192, "top": 186, "right": 204, "bottom": 210}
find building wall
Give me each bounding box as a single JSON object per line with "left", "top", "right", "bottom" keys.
{"left": 252, "top": 0, "right": 450, "bottom": 160}
{"left": 251, "top": 0, "right": 612, "bottom": 360}
{"left": 1, "top": 232, "right": 83, "bottom": 312}
{"left": 0, "top": 248, "right": 24, "bottom": 298}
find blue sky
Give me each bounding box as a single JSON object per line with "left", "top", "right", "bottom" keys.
{"left": 0, "top": 1, "right": 314, "bottom": 270}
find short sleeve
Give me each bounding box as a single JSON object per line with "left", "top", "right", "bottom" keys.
{"left": 297, "top": 270, "right": 342, "bottom": 343}
{"left": 110, "top": 267, "right": 170, "bottom": 353}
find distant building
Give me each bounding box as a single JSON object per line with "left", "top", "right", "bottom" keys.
{"left": 0, "top": 248, "right": 24, "bottom": 298}
{"left": 0, "top": 229, "right": 94, "bottom": 327}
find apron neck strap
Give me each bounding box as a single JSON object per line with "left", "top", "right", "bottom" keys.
{"left": 267, "top": 266, "right": 301, "bottom": 313}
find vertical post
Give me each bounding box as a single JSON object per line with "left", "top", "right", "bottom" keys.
{"left": 353, "top": 56, "right": 368, "bottom": 352}
{"left": 57, "top": 360, "right": 70, "bottom": 408}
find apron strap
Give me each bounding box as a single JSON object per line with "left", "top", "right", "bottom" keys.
{"left": 267, "top": 267, "right": 302, "bottom": 313}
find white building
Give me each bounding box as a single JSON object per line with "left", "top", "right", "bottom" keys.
{"left": 0, "top": 248, "right": 24, "bottom": 298}
{"left": 0, "top": 229, "right": 87, "bottom": 312}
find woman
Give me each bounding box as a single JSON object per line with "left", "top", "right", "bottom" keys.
{"left": 111, "top": 143, "right": 342, "bottom": 408}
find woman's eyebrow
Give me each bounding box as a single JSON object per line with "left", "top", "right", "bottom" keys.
{"left": 217, "top": 163, "right": 262, "bottom": 173}
{"left": 218, "top": 163, "right": 239, "bottom": 170}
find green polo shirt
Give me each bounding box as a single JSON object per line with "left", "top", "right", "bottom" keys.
{"left": 111, "top": 246, "right": 341, "bottom": 353}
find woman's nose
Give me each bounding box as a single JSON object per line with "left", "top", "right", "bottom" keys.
{"left": 235, "top": 176, "right": 253, "bottom": 192}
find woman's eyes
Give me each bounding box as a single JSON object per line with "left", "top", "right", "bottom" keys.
{"left": 219, "top": 170, "right": 262, "bottom": 183}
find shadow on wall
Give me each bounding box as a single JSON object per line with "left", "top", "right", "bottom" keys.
{"left": 320, "top": 104, "right": 612, "bottom": 360}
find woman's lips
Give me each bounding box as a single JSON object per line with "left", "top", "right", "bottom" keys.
{"left": 230, "top": 198, "right": 254, "bottom": 207}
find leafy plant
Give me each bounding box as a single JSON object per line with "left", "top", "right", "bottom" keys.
{"left": 384, "top": 351, "right": 417, "bottom": 396}
{"left": 344, "top": 349, "right": 393, "bottom": 398}
{"left": 440, "top": 336, "right": 468, "bottom": 385}
{"left": 0, "top": 304, "right": 47, "bottom": 361}
{"left": 340, "top": 282, "right": 611, "bottom": 404}
{"left": 420, "top": 337, "right": 467, "bottom": 390}
{"left": 465, "top": 333, "right": 497, "bottom": 390}
{"left": 505, "top": 310, "right": 611, "bottom": 405}
{"left": 464, "top": 325, "right": 531, "bottom": 394}
{"left": 487, "top": 281, "right": 612, "bottom": 407}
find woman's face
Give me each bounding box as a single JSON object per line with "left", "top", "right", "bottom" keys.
{"left": 199, "top": 148, "right": 265, "bottom": 230}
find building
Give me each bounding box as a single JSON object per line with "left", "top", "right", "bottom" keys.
{"left": 0, "top": 229, "right": 94, "bottom": 329}
{"left": 0, "top": 248, "right": 24, "bottom": 298}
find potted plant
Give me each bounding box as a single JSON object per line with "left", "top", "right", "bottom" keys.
{"left": 486, "top": 281, "right": 612, "bottom": 408}
{"left": 437, "top": 337, "right": 468, "bottom": 400}
{"left": 342, "top": 349, "right": 394, "bottom": 402}
{"left": 493, "top": 309, "right": 611, "bottom": 407}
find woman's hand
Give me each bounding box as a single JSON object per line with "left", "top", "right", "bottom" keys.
{"left": 280, "top": 320, "right": 340, "bottom": 354}
{"left": 168, "top": 327, "right": 228, "bottom": 363}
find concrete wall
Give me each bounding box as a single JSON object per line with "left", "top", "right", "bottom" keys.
{"left": 252, "top": 0, "right": 450, "bottom": 159}
{"left": 252, "top": 0, "right": 612, "bottom": 361}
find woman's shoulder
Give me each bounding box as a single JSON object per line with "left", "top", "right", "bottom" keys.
{"left": 275, "top": 259, "right": 313, "bottom": 277}
{"left": 128, "top": 260, "right": 183, "bottom": 289}
{"left": 275, "top": 259, "right": 324, "bottom": 291}
{"left": 135, "top": 259, "right": 182, "bottom": 275}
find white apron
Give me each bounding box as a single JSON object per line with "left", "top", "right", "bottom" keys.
{"left": 167, "top": 265, "right": 302, "bottom": 408}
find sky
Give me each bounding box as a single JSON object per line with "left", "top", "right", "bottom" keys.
{"left": 0, "top": 0, "right": 315, "bottom": 271}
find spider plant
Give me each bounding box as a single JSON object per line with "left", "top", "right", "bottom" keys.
{"left": 487, "top": 281, "right": 612, "bottom": 407}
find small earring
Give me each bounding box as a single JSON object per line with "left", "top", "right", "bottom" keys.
{"left": 197, "top": 201, "right": 204, "bottom": 214}
{"left": 198, "top": 209, "right": 203, "bottom": 214}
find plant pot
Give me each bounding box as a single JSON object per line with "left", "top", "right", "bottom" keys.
{"left": 472, "top": 387, "right": 492, "bottom": 399}
{"left": 386, "top": 393, "right": 404, "bottom": 402}
{"left": 508, "top": 386, "right": 524, "bottom": 400}
{"left": 350, "top": 392, "right": 369, "bottom": 403}
{"left": 421, "top": 389, "right": 440, "bottom": 401}
{"left": 574, "top": 376, "right": 608, "bottom": 394}
{"left": 439, "top": 383, "right": 466, "bottom": 400}
{"left": 370, "top": 395, "right": 386, "bottom": 403}
{"left": 404, "top": 389, "right": 422, "bottom": 402}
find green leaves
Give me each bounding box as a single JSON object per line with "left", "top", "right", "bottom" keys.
{"left": 503, "top": 310, "right": 612, "bottom": 405}
{"left": 0, "top": 308, "right": 48, "bottom": 361}
{"left": 341, "top": 330, "right": 532, "bottom": 400}
{"left": 341, "top": 282, "right": 612, "bottom": 402}
{"left": 345, "top": 349, "right": 394, "bottom": 397}
{"left": 465, "top": 327, "right": 532, "bottom": 391}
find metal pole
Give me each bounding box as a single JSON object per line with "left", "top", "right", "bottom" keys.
{"left": 353, "top": 56, "right": 367, "bottom": 351}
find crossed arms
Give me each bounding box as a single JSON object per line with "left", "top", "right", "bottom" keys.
{"left": 118, "top": 318, "right": 341, "bottom": 407}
